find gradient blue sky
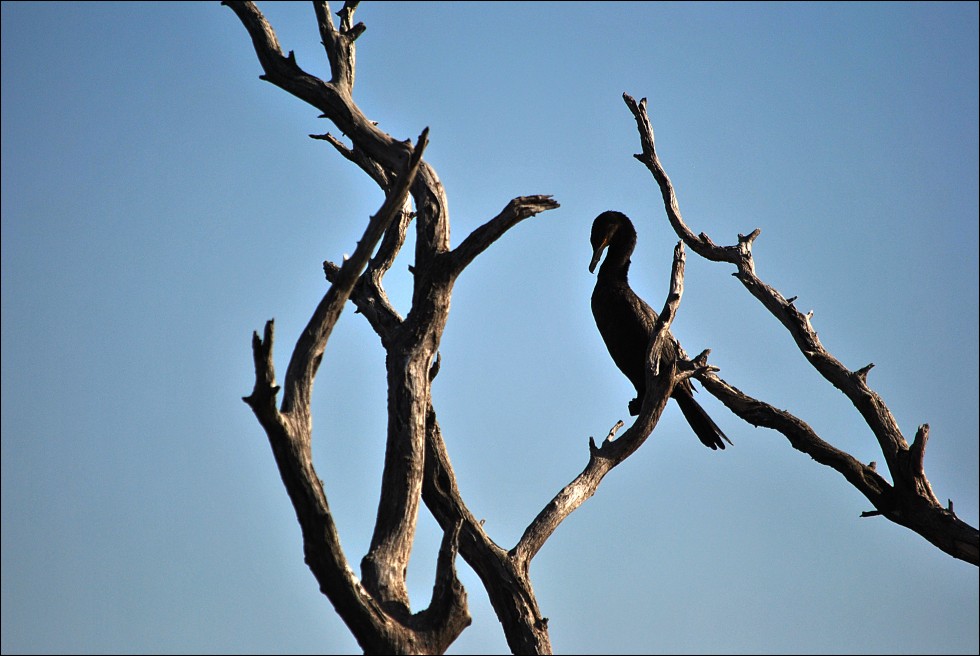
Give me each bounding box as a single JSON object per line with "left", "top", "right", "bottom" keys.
{"left": 2, "top": 2, "right": 978, "bottom": 654}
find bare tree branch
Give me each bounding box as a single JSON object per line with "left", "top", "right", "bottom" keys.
{"left": 325, "top": 250, "right": 556, "bottom": 654}
{"left": 231, "top": 2, "right": 564, "bottom": 651}
{"left": 694, "top": 369, "right": 892, "bottom": 504}
{"left": 227, "top": 0, "right": 442, "bottom": 614}
{"left": 622, "top": 94, "right": 751, "bottom": 264}
{"left": 224, "top": 1, "right": 412, "bottom": 171}
{"left": 243, "top": 320, "right": 280, "bottom": 416}
{"left": 422, "top": 406, "right": 554, "bottom": 654}
{"left": 326, "top": 237, "right": 556, "bottom": 654}
{"left": 311, "top": 131, "right": 394, "bottom": 190}
{"left": 514, "top": 241, "right": 697, "bottom": 565}
{"left": 229, "top": 1, "right": 480, "bottom": 650}
{"left": 240, "top": 132, "right": 476, "bottom": 652}
{"left": 280, "top": 128, "right": 428, "bottom": 418}
{"left": 313, "top": 0, "right": 364, "bottom": 90}
{"left": 449, "top": 195, "right": 560, "bottom": 276}
{"left": 623, "top": 92, "right": 979, "bottom": 566}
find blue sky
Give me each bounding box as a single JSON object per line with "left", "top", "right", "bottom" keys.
{"left": 1, "top": 2, "right": 977, "bottom": 654}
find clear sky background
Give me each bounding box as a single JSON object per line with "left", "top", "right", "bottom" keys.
{"left": 2, "top": 2, "right": 978, "bottom": 654}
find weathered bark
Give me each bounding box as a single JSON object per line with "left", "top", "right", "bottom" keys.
{"left": 230, "top": 8, "right": 680, "bottom": 653}
{"left": 229, "top": 2, "right": 566, "bottom": 653}
{"left": 228, "top": 3, "right": 976, "bottom": 654}
{"left": 623, "top": 92, "right": 979, "bottom": 566}
{"left": 231, "top": 0, "right": 471, "bottom": 650}
{"left": 513, "top": 242, "right": 712, "bottom": 565}
{"left": 241, "top": 126, "right": 473, "bottom": 653}
{"left": 324, "top": 196, "right": 570, "bottom": 655}
{"left": 329, "top": 222, "right": 703, "bottom": 655}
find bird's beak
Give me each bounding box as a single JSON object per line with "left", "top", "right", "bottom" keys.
{"left": 589, "top": 237, "right": 609, "bottom": 274}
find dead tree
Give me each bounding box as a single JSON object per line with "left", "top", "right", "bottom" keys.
{"left": 227, "top": 2, "right": 978, "bottom": 653}
{"left": 622, "top": 94, "right": 978, "bottom": 567}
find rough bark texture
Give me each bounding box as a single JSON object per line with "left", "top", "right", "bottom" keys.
{"left": 623, "top": 92, "right": 978, "bottom": 566}
{"left": 227, "top": 2, "right": 582, "bottom": 652}
{"left": 227, "top": 4, "right": 976, "bottom": 654}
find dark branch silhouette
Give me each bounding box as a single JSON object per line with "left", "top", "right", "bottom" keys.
{"left": 623, "top": 92, "right": 978, "bottom": 566}
{"left": 225, "top": 3, "right": 977, "bottom": 654}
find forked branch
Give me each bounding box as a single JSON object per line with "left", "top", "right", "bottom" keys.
{"left": 623, "top": 92, "right": 978, "bottom": 566}
{"left": 231, "top": 2, "right": 560, "bottom": 652}
{"left": 280, "top": 128, "right": 428, "bottom": 418}
{"left": 241, "top": 137, "right": 476, "bottom": 652}
{"left": 513, "top": 242, "right": 704, "bottom": 566}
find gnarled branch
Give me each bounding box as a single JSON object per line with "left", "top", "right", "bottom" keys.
{"left": 623, "top": 91, "right": 979, "bottom": 566}
{"left": 242, "top": 167, "right": 468, "bottom": 652}
{"left": 231, "top": 2, "right": 560, "bottom": 652}
{"left": 448, "top": 195, "right": 560, "bottom": 276}
{"left": 280, "top": 128, "right": 428, "bottom": 418}
{"left": 513, "top": 241, "right": 696, "bottom": 565}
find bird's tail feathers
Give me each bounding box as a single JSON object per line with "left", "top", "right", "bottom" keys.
{"left": 673, "top": 389, "right": 732, "bottom": 451}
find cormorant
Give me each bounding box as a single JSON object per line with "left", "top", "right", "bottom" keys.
{"left": 589, "top": 210, "right": 731, "bottom": 450}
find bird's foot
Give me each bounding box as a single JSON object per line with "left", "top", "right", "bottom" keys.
{"left": 628, "top": 397, "right": 641, "bottom": 416}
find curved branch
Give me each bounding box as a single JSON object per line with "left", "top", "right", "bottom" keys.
{"left": 422, "top": 405, "right": 553, "bottom": 654}
{"left": 281, "top": 128, "right": 428, "bottom": 418}
{"left": 225, "top": 1, "right": 412, "bottom": 172}
{"left": 327, "top": 250, "right": 556, "bottom": 653}
{"left": 231, "top": 3, "right": 475, "bottom": 649}
{"left": 313, "top": 0, "right": 364, "bottom": 90}
{"left": 448, "top": 195, "right": 560, "bottom": 276}
{"left": 241, "top": 130, "right": 471, "bottom": 652}
{"left": 696, "top": 369, "right": 892, "bottom": 505}
{"left": 623, "top": 93, "right": 749, "bottom": 264}
{"left": 513, "top": 241, "right": 693, "bottom": 565}
{"left": 242, "top": 320, "right": 390, "bottom": 653}
{"left": 326, "top": 258, "right": 556, "bottom": 653}
{"left": 623, "top": 91, "right": 978, "bottom": 566}
{"left": 232, "top": 3, "right": 568, "bottom": 651}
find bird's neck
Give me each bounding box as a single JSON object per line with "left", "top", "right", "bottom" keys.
{"left": 597, "top": 235, "right": 635, "bottom": 282}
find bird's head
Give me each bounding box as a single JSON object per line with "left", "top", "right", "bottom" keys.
{"left": 589, "top": 210, "right": 636, "bottom": 273}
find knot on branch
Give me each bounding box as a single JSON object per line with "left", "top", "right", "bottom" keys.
{"left": 682, "top": 349, "right": 718, "bottom": 383}
{"left": 588, "top": 420, "right": 625, "bottom": 455}
{"left": 738, "top": 228, "right": 761, "bottom": 246}
{"left": 344, "top": 22, "right": 366, "bottom": 41}
{"left": 854, "top": 363, "right": 875, "bottom": 382}
{"left": 908, "top": 424, "right": 930, "bottom": 480}
{"left": 243, "top": 320, "right": 280, "bottom": 411}
{"left": 698, "top": 231, "right": 719, "bottom": 249}
{"left": 732, "top": 229, "right": 760, "bottom": 273}
{"left": 429, "top": 352, "right": 442, "bottom": 381}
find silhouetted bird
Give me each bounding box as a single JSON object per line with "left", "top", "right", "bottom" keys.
{"left": 589, "top": 210, "right": 731, "bottom": 450}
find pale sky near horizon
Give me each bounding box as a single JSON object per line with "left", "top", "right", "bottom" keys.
{"left": 2, "top": 2, "right": 978, "bottom": 654}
